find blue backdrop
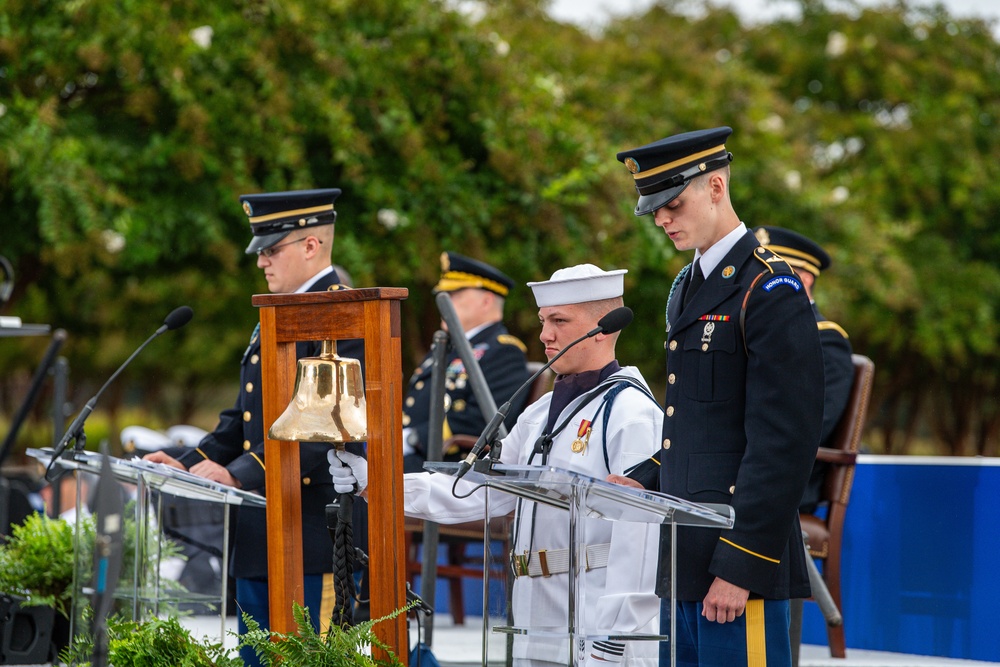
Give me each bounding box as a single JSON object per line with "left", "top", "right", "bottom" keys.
{"left": 801, "top": 456, "right": 1000, "bottom": 662}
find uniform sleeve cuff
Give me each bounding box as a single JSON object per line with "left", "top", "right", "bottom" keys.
{"left": 591, "top": 640, "right": 625, "bottom": 662}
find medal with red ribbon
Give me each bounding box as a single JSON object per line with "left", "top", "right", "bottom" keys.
{"left": 571, "top": 419, "right": 592, "bottom": 454}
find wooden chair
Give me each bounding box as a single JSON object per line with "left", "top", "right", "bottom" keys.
{"left": 405, "top": 361, "right": 555, "bottom": 624}
{"left": 799, "top": 354, "right": 875, "bottom": 658}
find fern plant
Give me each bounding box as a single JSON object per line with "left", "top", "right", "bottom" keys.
{"left": 238, "top": 601, "right": 412, "bottom": 667}
{"left": 60, "top": 613, "right": 242, "bottom": 667}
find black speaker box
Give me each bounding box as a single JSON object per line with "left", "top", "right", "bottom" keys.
{"left": 0, "top": 594, "right": 54, "bottom": 664}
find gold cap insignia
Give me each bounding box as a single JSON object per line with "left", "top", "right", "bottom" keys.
{"left": 243, "top": 201, "right": 253, "bottom": 216}
{"left": 624, "top": 157, "right": 640, "bottom": 174}
{"left": 440, "top": 252, "right": 450, "bottom": 271}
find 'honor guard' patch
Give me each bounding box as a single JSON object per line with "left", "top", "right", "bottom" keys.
{"left": 762, "top": 275, "right": 802, "bottom": 292}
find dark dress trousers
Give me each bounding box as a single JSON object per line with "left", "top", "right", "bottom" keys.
{"left": 652, "top": 230, "right": 825, "bottom": 602}
{"left": 178, "top": 270, "right": 365, "bottom": 580}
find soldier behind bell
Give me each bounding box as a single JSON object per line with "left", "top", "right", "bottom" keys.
{"left": 144, "top": 188, "right": 366, "bottom": 667}
{"left": 401, "top": 252, "right": 531, "bottom": 473}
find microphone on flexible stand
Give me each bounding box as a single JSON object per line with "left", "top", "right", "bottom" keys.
{"left": 452, "top": 306, "right": 634, "bottom": 481}
{"left": 45, "top": 306, "right": 194, "bottom": 481}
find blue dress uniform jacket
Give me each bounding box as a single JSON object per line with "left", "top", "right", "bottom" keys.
{"left": 653, "top": 230, "right": 824, "bottom": 601}
{"left": 800, "top": 305, "right": 853, "bottom": 512}
{"left": 403, "top": 321, "right": 529, "bottom": 459}
{"left": 177, "top": 270, "right": 365, "bottom": 580}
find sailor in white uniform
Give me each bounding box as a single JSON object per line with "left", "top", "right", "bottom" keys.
{"left": 332, "top": 264, "right": 664, "bottom": 666}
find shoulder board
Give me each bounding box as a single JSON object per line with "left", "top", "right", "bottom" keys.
{"left": 818, "top": 320, "right": 850, "bottom": 339}
{"left": 326, "top": 284, "right": 351, "bottom": 291}
{"left": 751, "top": 246, "right": 794, "bottom": 275}
{"left": 497, "top": 334, "right": 527, "bottom": 353}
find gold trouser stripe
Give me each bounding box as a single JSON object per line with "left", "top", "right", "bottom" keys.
{"left": 319, "top": 572, "right": 335, "bottom": 633}
{"left": 745, "top": 599, "right": 767, "bottom": 667}
{"left": 719, "top": 537, "right": 781, "bottom": 563}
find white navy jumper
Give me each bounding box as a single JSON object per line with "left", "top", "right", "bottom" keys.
{"left": 404, "top": 365, "right": 663, "bottom": 666}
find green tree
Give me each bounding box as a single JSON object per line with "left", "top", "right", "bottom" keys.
{"left": 2, "top": 0, "right": 999, "bottom": 459}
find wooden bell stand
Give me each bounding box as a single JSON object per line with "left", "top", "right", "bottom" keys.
{"left": 253, "top": 288, "right": 408, "bottom": 660}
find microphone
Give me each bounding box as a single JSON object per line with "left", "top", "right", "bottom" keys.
{"left": 45, "top": 306, "right": 194, "bottom": 480}
{"left": 158, "top": 305, "right": 193, "bottom": 333}
{"left": 453, "top": 306, "right": 633, "bottom": 481}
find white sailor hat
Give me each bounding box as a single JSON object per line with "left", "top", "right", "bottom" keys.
{"left": 120, "top": 425, "right": 173, "bottom": 455}
{"left": 527, "top": 264, "right": 627, "bottom": 307}
{"left": 165, "top": 424, "right": 209, "bottom": 448}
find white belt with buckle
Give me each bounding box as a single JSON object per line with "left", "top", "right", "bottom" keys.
{"left": 510, "top": 543, "right": 611, "bottom": 578}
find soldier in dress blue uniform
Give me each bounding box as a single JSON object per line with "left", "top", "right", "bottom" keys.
{"left": 613, "top": 128, "right": 825, "bottom": 667}
{"left": 401, "top": 252, "right": 530, "bottom": 473}
{"left": 145, "top": 188, "right": 365, "bottom": 667}
{"left": 752, "top": 226, "right": 854, "bottom": 514}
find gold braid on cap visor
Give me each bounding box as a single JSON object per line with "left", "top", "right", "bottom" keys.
{"left": 631, "top": 144, "right": 727, "bottom": 180}
{"left": 764, "top": 245, "right": 821, "bottom": 276}
{"left": 248, "top": 203, "right": 334, "bottom": 224}
{"left": 435, "top": 271, "right": 509, "bottom": 297}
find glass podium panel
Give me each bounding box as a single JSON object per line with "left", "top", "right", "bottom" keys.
{"left": 423, "top": 462, "right": 734, "bottom": 666}
{"left": 28, "top": 448, "right": 265, "bottom": 648}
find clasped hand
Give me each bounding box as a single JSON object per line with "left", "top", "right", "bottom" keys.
{"left": 327, "top": 449, "right": 368, "bottom": 497}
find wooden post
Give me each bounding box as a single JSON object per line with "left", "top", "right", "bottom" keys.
{"left": 253, "top": 288, "right": 408, "bottom": 661}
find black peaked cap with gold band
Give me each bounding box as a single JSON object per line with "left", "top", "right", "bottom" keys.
{"left": 752, "top": 226, "right": 831, "bottom": 277}
{"left": 240, "top": 188, "right": 341, "bottom": 255}
{"left": 433, "top": 252, "right": 514, "bottom": 298}
{"left": 616, "top": 126, "right": 733, "bottom": 216}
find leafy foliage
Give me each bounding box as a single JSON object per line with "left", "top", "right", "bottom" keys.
{"left": 60, "top": 613, "right": 241, "bottom": 667}
{"left": 0, "top": 504, "right": 184, "bottom": 619}
{"left": 1, "top": 0, "right": 999, "bottom": 454}
{"left": 0, "top": 512, "right": 79, "bottom": 617}
{"left": 237, "top": 601, "right": 409, "bottom": 667}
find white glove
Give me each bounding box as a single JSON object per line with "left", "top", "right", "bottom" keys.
{"left": 327, "top": 448, "right": 368, "bottom": 495}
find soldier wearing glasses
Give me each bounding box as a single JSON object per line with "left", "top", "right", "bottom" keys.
{"left": 145, "top": 188, "right": 365, "bottom": 667}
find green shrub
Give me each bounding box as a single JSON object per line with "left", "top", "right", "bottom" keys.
{"left": 0, "top": 505, "right": 185, "bottom": 619}
{"left": 0, "top": 512, "right": 84, "bottom": 617}
{"left": 60, "top": 613, "right": 241, "bottom": 667}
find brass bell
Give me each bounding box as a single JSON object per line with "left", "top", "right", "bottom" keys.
{"left": 268, "top": 340, "right": 367, "bottom": 442}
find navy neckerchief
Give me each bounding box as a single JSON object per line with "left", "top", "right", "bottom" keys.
{"left": 544, "top": 360, "right": 622, "bottom": 433}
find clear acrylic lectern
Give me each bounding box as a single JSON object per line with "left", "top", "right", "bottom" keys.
{"left": 424, "top": 462, "right": 734, "bottom": 667}
{"left": 29, "top": 447, "right": 265, "bottom": 645}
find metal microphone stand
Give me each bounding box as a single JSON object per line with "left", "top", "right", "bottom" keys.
{"left": 417, "top": 295, "right": 511, "bottom": 644}
{"left": 418, "top": 330, "right": 448, "bottom": 646}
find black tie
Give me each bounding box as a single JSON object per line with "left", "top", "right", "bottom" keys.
{"left": 684, "top": 258, "right": 704, "bottom": 308}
